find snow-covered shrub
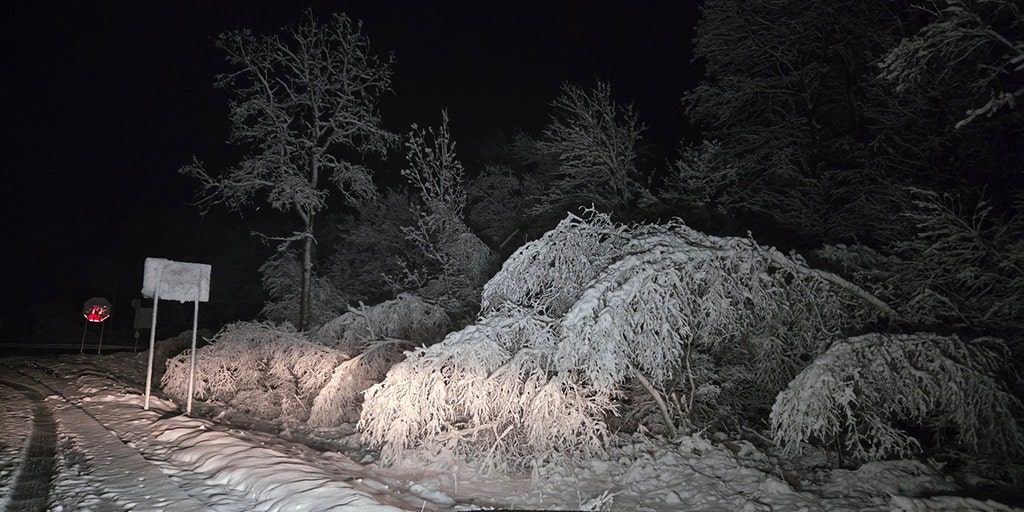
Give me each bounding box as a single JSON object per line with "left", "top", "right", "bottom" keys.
{"left": 308, "top": 338, "right": 414, "bottom": 427}
{"left": 771, "top": 333, "right": 1024, "bottom": 464}
{"left": 162, "top": 322, "right": 346, "bottom": 421}
{"left": 360, "top": 212, "right": 890, "bottom": 468}
{"left": 312, "top": 293, "right": 451, "bottom": 352}
{"left": 359, "top": 312, "right": 614, "bottom": 469}
{"left": 480, "top": 211, "right": 626, "bottom": 317}
{"left": 146, "top": 329, "right": 212, "bottom": 385}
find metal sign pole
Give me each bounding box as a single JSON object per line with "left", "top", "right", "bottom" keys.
{"left": 186, "top": 270, "right": 201, "bottom": 416}
{"left": 143, "top": 267, "right": 162, "bottom": 411}
{"left": 97, "top": 321, "right": 105, "bottom": 355}
{"left": 80, "top": 321, "right": 88, "bottom": 354}
{"left": 141, "top": 258, "right": 210, "bottom": 413}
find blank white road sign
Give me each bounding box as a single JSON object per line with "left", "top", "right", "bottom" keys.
{"left": 143, "top": 258, "right": 210, "bottom": 302}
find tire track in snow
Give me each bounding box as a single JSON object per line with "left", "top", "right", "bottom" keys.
{"left": 0, "top": 378, "right": 56, "bottom": 512}
{"left": 1, "top": 368, "right": 208, "bottom": 511}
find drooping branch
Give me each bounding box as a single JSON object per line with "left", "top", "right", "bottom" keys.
{"left": 759, "top": 247, "right": 899, "bottom": 319}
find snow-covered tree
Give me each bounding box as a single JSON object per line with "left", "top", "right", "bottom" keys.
{"left": 325, "top": 189, "right": 421, "bottom": 306}
{"left": 526, "top": 82, "right": 651, "bottom": 216}
{"left": 816, "top": 189, "right": 1024, "bottom": 350}
{"left": 771, "top": 333, "right": 1024, "bottom": 465}
{"left": 359, "top": 211, "right": 891, "bottom": 469}
{"left": 180, "top": 11, "right": 395, "bottom": 330}
{"left": 402, "top": 110, "right": 466, "bottom": 221}
{"left": 866, "top": 1, "right": 1024, "bottom": 220}
{"left": 466, "top": 164, "right": 535, "bottom": 252}
{"left": 393, "top": 111, "right": 495, "bottom": 315}
{"left": 898, "top": 190, "right": 1024, "bottom": 337}
{"left": 675, "top": 0, "right": 1022, "bottom": 248}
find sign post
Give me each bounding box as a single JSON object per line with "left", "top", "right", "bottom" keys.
{"left": 131, "top": 299, "right": 154, "bottom": 351}
{"left": 141, "top": 258, "right": 211, "bottom": 414}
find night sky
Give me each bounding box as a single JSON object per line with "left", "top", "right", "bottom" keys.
{"left": 2, "top": 2, "right": 697, "bottom": 342}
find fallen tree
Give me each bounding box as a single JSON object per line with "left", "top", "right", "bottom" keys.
{"left": 360, "top": 211, "right": 891, "bottom": 469}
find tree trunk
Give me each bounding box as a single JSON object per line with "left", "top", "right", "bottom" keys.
{"left": 299, "top": 223, "right": 314, "bottom": 331}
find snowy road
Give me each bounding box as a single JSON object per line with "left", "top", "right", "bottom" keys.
{"left": 1, "top": 370, "right": 207, "bottom": 511}
{"left": 1, "top": 376, "right": 56, "bottom": 511}
{"left": 0, "top": 362, "right": 410, "bottom": 511}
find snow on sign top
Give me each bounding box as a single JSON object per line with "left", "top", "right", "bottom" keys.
{"left": 142, "top": 258, "right": 211, "bottom": 303}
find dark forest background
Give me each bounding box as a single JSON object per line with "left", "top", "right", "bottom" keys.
{"left": 2, "top": 1, "right": 1020, "bottom": 353}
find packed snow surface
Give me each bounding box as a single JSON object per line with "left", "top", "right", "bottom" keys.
{"left": 1, "top": 352, "right": 1021, "bottom": 511}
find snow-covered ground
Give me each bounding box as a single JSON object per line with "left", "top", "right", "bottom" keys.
{"left": 1, "top": 351, "right": 1021, "bottom": 511}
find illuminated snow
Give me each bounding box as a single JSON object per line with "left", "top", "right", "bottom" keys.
{"left": 3, "top": 353, "right": 1016, "bottom": 511}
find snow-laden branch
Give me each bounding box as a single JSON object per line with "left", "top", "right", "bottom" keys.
{"left": 878, "top": 0, "right": 1023, "bottom": 128}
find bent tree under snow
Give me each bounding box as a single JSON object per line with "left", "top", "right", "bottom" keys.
{"left": 771, "top": 332, "right": 1024, "bottom": 465}
{"left": 359, "top": 211, "right": 891, "bottom": 469}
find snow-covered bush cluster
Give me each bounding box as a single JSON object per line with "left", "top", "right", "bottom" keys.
{"left": 162, "top": 322, "right": 346, "bottom": 421}
{"left": 359, "top": 211, "right": 889, "bottom": 468}
{"left": 146, "top": 329, "right": 211, "bottom": 384}
{"left": 306, "top": 295, "right": 452, "bottom": 427}
{"left": 312, "top": 293, "right": 451, "bottom": 352}
{"left": 771, "top": 333, "right": 1024, "bottom": 464}
{"left": 359, "top": 312, "right": 616, "bottom": 469}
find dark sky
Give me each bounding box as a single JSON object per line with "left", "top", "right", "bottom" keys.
{"left": 1, "top": 2, "right": 698, "bottom": 341}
